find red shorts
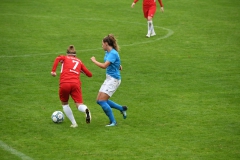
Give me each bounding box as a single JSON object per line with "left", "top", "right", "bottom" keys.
{"left": 143, "top": 5, "right": 157, "bottom": 18}
{"left": 59, "top": 83, "right": 83, "bottom": 103}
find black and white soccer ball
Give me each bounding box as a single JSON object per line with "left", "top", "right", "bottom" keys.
{"left": 51, "top": 111, "right": 64, "bottom": 123}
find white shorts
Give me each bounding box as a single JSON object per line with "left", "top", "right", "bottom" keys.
{"left": 99, "top": 74, "right": 121, "bottom": 97}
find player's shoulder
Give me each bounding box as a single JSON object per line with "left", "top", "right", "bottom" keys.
{"left": 110, "top": 49, "right": 119, "bottom": 55}
{"left": 56, "top": 55, "right": 66, "bottom": 59}
{"left": 75, "top": 57, "right": 82, "bottom": 62}
{"left": 57, "top": 55, "right": 65, "bottom": 57}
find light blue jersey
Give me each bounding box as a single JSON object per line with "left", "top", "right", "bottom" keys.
{"left": 104, "top": 49, "right": 121, "bottom": 80}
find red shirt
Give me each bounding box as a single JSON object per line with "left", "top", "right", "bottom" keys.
{"left": 51, "top": 55, "right": 92, "bottom": 85}
{"left": 134, "top": 0, "right": 163, "bottom": 7}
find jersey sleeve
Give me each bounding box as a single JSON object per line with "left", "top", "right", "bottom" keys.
{"left": 133, "top": 0, "right": 139, "bottom": 3}
{"left": 81, "top": 63, "right": 93, "bottom": 77}
{"left": 51, "top": 55, "right": 65, "bottom": 72}
{"left": 158, "top": 0, "right": 163, "bottom": 7}
{"left": 106, "top": 52, "right": 117, "bottom": 64}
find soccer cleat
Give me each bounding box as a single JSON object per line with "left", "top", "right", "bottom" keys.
{"left": 121, "top": 106, "right": 128, "bottom": 119}
{"left": 151, "top": 32, "right": 156, "bottom": 36}
{"left": 146, "top": 33, "right": 151, "bottom": 38}
{"left": 85, "top": 109, "right": 91, "bottom": 124}
{"left": 106, "top": 122, "right": 117, "bottom": 127}
{"left": 70, "top": 123, "right": 78, "bottom": 128}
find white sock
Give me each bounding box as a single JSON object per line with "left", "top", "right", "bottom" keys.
{"left": 148, "top": 21, "right": 152, "bottom": 34}
{"left": 78, "top": 104, "right": 88, "bottom": 113}
{"left": 62, "top": 105, "right": 77, "bottom": 125}
{"left": 151, "top": 21, "right": 155, "bottom": 33}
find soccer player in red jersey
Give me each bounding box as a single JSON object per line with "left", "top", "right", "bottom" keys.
{"left": 131, "top": 0, "right": 164, "bottom": 37}
{"left": 51, "top": 45, "right": 92, "bottom": 128}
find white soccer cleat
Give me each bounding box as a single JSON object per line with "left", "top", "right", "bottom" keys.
{"left": 121, "top": 106, "right": 128, "bottom": 119}
{"left": 85, "top": 109, "right": 91, "bottom": 124}
{"left": 151, "top": 32, "right": 156, "bottom": 36}
{"left": 70, "top": 123, "right": 78, "bottom": 128}
{"left": 106, "top": 122, "right": 117, "bottom": 127}
{"left": 146, "top": 33, "right": 151, "bottom": 38}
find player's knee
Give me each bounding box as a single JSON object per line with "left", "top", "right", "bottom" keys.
{"left": 147, "top": 17, "right": 152, "bottom": 21}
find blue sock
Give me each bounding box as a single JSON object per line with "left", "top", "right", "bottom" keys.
{"left": 107, "top": 100, "right": 123, "bottom": 111}
{"left": 97, "top": 100, "right": 116, "bottom": 124}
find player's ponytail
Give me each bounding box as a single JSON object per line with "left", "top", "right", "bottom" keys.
{"left": 103, "top": 34, "right": 120, "bottom": 52}
{"left": 67, "top": 45, "right": 76, "bottom": 55}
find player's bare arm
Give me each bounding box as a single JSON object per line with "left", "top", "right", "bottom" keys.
{"left": 90, "top": 56, "right": 111, "bottom": 69}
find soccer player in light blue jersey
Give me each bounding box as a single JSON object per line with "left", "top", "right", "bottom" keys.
{"left": 91, "top": 34, "right": 128, "bottom": 127}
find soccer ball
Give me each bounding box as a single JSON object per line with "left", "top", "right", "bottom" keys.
{"left": 51, "top": 111, "right": 64, "bottom": 123}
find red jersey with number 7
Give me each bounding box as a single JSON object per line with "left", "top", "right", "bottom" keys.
{"left": 51, "top": 55, "right": 92, "bottom": 85}
{"left": 134, "top": 0, "right": 163, "bottom": 7}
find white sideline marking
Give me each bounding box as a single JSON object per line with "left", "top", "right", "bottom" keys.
{"left": 0, "top": 14, "right": 174, "bottom": 58}
{"left": 0, "top": 140, "right": 33, "bottom": 160}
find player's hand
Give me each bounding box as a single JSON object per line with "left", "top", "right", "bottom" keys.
{"left": 119, "top": 65, "right": 122, "bottom": 70}
{"left": 160, "top": 7, "right": 164, "bottom": 13}
{"left": 131, "top": 3, "right": 135, "bottom": 8}
{"left": 51, "top": 72, "right": 56, "bottom": 77}
{"left": 90, "top": 56, "right": 96, "bottom": 62}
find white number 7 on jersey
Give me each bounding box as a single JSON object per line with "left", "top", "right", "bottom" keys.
{"left": 72, "top": 60, "right": 79, "bottom": 70}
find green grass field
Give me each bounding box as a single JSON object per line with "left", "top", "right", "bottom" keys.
{"left": 0, "top": 0, "right": 239, "bottom": 159}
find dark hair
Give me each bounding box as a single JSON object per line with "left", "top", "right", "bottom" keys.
{"left": 103, "top": 34, "right": 120, "bottom": 51}
{"left": 67, "top": 45, "right": 76, "bottom": 55}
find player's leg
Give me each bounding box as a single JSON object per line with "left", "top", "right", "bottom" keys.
{"left": 148, "top": 17, "right": 156, "bottom": 36}
{"left": 97, "top": 95, "right": 116, "bottom": 126}
{"left": 71, "top": 84, "right": 91, "bottom": 124}
{"left": 107, "top": 100, "right": 124, "bottom": 111}
{"left": 148, "top": 6, "right": 157, "bottom": 36}
{"left": 143, "top": 7, "right": 151, "bottom": 37}
{"left": 77, "top": 104, "right": 91, "bottom": 124}
{"left": 60, "top": 83, "right": 78, "bottom": 127}
{"left": 107, "top": 100, "right": 128, "bottom": 119}
{"left": 96, "top": 76, "right": 119, "bottom": 126}
{"left": 147, "top": 17, "right": 153, "bottom": 37}
{"left": 62, "top": 103, "right": 78, "bottom": 128}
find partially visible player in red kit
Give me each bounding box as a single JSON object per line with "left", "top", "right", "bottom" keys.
{"left": 51, "top": 45, "right": 92, "bottom": 128}
{"left": 131, "top": 0, "right": 164, "bottom": 38}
